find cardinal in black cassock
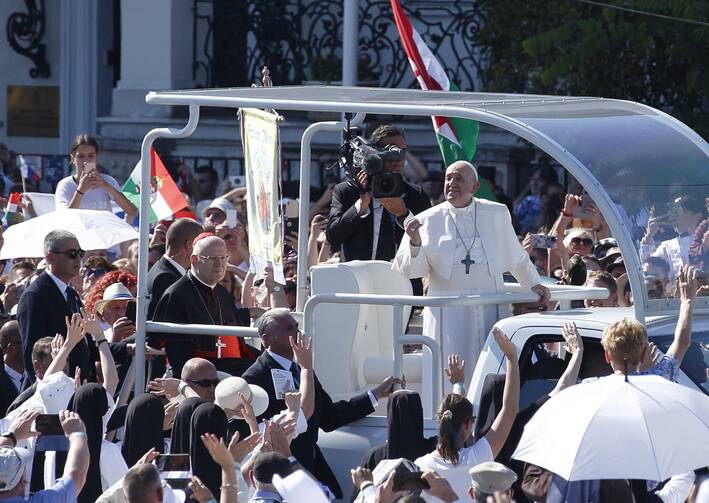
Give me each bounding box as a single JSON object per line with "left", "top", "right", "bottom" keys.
{"left": 152, "top": 234, "right": 257, "bottom": 377}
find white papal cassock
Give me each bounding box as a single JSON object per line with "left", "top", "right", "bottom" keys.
{"left": 393, "top": 197, "right": 540, "bottom": 397}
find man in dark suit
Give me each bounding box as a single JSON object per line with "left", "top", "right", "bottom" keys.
{"left": 16, "top": 230, "right": 95, "bottom": 389}
{"left": 242, "top": 308, "right": 400, "bottom": 498}
{"left": 6, "top": 336, "right": 53, "bottom": 414}
{"left": 147, "top": 218, "right": 203, "bottom": 319}
{"left": 152, "top": 234, "right": 256, "bottom": 378}
{"left": 0, "top": 321, "right": 24, "bottom": 416}
{"left": 326, "top": 125, "right": 431, "bottom": 262}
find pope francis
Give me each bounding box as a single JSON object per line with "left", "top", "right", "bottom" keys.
{"left": 393, "top": 161, "right": 550, "bottom": 391}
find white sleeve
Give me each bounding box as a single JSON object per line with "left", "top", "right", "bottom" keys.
{"left": 104, "top": 175, "right": 122, "bottom": 192}
{"left": 354, "top": 199, "right": 370, "bottom": 218}
{"left": 392, "top": 232, "right": 430, "bottom": 279}
{"left": 294, "top": 408, "right": 308, "bottom": 436}
{"left": 54, "top": 178, "right": 74, "bottom": 208}
{"left": 458, "top": 437, "right": 494, "bottom": 468}
{"left": 101, "top": 441, "right": 129, "bottom": 490}
{"left": 655, "top": 470, "right": 695, "bottom": 503}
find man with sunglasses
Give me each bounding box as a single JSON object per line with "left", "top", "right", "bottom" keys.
{"left": 153, "top": 234, "right": 257, "bottom": 378}
{"left": 16, "top": 230, "right": 96, "bottom": 389}
{"left": 327, "top": 124, "right": 431, "bottom": 263}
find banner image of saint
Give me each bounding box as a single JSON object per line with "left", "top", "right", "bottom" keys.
{"left": 240, "top": 108, "right": 285, "bottom": 284}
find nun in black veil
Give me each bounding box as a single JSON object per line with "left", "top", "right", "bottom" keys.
{"left": 56, "top": 383, "right": 128, "bottom": 503}
{"left": 360, "top": 390, "right": 437, "bottom": 468}
{"left": 170, "top": 396, "right": 207, "bottom": 454}
{"left": 121, "top": 393, "right": 166, "bottom": 466}
{"left": 190, "top": 402, "right": 228, "bottom": 497}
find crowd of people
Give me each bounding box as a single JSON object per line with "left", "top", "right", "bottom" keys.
{"left": 0, "top": 125, "right": 706, "bottom": 503}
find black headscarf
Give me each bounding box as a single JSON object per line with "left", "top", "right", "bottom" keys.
{"left": 69, "top": 383, "right": 109, "bottom": 503}
{"left": 355, "top": 391, "right": 436, "bottom": 501}
{"left": 386, "top": 390, "right": 436, "bottom": 460}
{"left": 190, "top": 402, "right": 228, "bottom": 497}
{"left": 122, "top": 393, "right": 165, "bottom": 466}
{"left": 170, "top": 397, "right": 207, "bottom": 454}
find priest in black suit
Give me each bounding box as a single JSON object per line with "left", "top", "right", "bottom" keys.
{"left": 152, "top": 234, "right": 256, "bottom": 378}
{"left": 242, "top": 308, "right": 401, "bottom": 498}
{"left": 16, "top": 230, "right": 96, "bottom": 389}
{"left": 326, "top": 125, "right": 431, "bottom": 262}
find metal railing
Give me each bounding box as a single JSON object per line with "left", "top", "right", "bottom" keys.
{"left": 137, "top": 282, "right": 606, "bottom": 406}
{"left": 303, "top": 285, "right": 609, "bottom": 412}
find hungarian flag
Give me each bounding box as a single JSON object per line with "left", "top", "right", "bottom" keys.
{"left": 2, "top": 192, "right": 23, "bottom": 228}
{"left": 122, "top": 148, "right": 189, "bottom": 223}
{"left": 390, "top": 0, "right": 496, "bottom": 201}
{"left": 17, "top": 155, "right": 40, "bottom": 183}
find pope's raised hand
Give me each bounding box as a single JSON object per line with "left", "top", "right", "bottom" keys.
{"left": 405, "top": 218, "right": 422, "bottom": 246}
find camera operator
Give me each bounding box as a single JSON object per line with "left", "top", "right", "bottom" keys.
{"left": 326, "top": 125, "right": 431, "bottom": 262}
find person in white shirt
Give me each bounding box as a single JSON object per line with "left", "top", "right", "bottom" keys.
{"left": 55, "top": 133, "right": 137, "bottom": 223}
{"left": 415, "top": 328, "right": 520, "bottom": 503}
{"left": 640, "top": 195, "right": 705, "bottom": 283}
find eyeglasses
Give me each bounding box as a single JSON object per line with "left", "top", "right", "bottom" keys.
{"left": 198, "top": 255, "right": 229, "bottom": 263}
{"left": 81, "top": 267, "right": 106, "bottom": 279}
{"left": 570, "top": 238, "right": 593, "bottom": 246}
{"left": 53, "top": 248, "right": 85, "bottom": 259}
{"left": 187, "top": 378, "right": 220, "bottom": 388}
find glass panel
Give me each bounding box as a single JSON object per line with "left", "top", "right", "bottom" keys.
{"left": 515, "top": 106, "right": 709, "bottom": 304}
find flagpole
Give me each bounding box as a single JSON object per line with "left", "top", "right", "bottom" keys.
{"left": 342, "top": 0, "right": 359, "bottom": 87}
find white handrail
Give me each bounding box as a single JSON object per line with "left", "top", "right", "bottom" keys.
{"left": 302, "top": 286, "right": 608, "bottom": 413}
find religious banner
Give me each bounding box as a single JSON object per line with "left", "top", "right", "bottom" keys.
{"left": 240, "top": 108, "right": 285, "bottom": 284}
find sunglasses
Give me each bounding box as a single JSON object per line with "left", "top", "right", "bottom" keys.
{"left": 81, "top": 267, "right": 106, "bottom": 279}
{"left": 187, "top": 378, "right": 220, "bottom": 388}
{"left": 53, "top": 248, "right": 85, "bottom": 259}
{"left": 570, "top": 238, "right": 593, "bottom": 246}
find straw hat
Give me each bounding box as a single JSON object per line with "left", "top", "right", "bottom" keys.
{"left": 94, "top": 283, "right": 134, "bottom": 314}
{"left": 214, "top": 376, "right": 269, "bottom": 419}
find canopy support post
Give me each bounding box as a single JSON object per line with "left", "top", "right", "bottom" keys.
{"left": 135, "top": 103, "right": 201, "bottom": 397}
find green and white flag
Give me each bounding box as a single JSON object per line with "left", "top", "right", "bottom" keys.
{"left": 122, "top": 148, "right": 189, "bottom": 223}
{"left": 391, "top": 0, "right": 495, "bottom": 200}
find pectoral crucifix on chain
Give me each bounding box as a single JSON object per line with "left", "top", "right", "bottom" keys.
{"left": 461, "top": 253, "right": 475, "bottom": 274}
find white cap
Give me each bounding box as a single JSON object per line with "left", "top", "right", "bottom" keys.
{"left": 0, "top": 447, "right": 31, "bottom": 492}
{"left": 214, "top": 376, "right": 269, "bottom": 419}
{"left": 94, "top": 282, "right": 134, "bottom": 314}
{"left": 272, "top": 470, "right": 329, "bottom": 503}
{"left": 206, "top": 197, "right": 236, "bottom": 216}
{"left": 469, "top": 461, "right": 517, "bottom": 494}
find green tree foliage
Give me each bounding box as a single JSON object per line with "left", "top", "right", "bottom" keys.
{"left": 475, "top": 1, "right": 709, "bottom": 137}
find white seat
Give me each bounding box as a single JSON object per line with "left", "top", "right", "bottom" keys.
{"left": 310, "top": 261, "right": 414, "bottom": 401}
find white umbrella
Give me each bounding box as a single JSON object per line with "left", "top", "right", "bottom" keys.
{"left": 513, "top": 374, "right": 709, "bottom": 481}
{"left": 0, "top": 209, "right": 138, "bottom": 259}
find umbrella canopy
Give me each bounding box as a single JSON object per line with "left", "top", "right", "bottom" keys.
{"left": 0, "top": 209, "right": 138, "bottom": 259}
{"left": 513, "top": 374, "right": 709, "bottom": 481}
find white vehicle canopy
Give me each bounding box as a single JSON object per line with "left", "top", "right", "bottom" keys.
{"left": 133, "top": 86, "right": 709, "bottom": 395}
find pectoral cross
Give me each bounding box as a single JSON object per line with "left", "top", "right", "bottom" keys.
{"left": 216, "top": 337, "right": 226, "bottom": 359}
{"left": 461, "top": 253, "right": 475, "bottom": 274}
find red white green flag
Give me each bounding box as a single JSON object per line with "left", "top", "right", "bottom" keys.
{"left": 390, "top": 0, "right": 495, "bottom": 201}
{"left": 122, "top": 148, "right": 189, "bottom": 223}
